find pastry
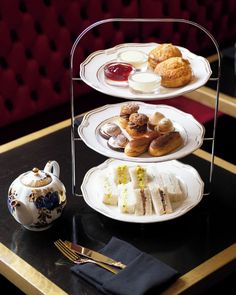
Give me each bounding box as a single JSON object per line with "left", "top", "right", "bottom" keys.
{"left": 148, "top": 131, "right": 183, "bottom": 156}
{"left": 134, "top": 188, "right": 153, "bottom": 216}
{"left": 119, "top": 103, "right": 140, "bottom": 128}
{"left": 148, "top": 43, "right": 182, "bottom": 70}
{"left": 124, "top": 137, "right": 150, "bottom": 157}
{"left": 126, "top": 113, "right": 148, "bottom": 137}
{"left": 99, "top": 122, "right": 121, "bottom": 139}
{"left": 148, "top": 111, "right": 165, "bottom": 130}
{"left": 142, "top": 130, "right": 161, "bottom": 141}
{"left": 107, "top": 133, "right": 128, "bottom": 151}
{"left": 157, "top": 117, "right": 174, "bottom": 133}
{"left": 154, "top": 57, "right": 192, "bottom": 88}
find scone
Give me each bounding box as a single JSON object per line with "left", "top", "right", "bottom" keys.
{"left": 154, "top": 57, "right": 192, "bottom": 88}
{"left": 126, "top": 113, "right": 148, "bottom": 138}
{"left": 119, "top": 103, "right": 140, "bottom": 128}
{"left": 148, "top": 43, "right": 182, "bottom": 70}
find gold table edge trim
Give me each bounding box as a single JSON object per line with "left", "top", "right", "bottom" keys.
{"left": 0, "top": 242, "right": 67, "bottom": 295}
{"left": 1, "top": 242, "right": 236, "bottom": 295}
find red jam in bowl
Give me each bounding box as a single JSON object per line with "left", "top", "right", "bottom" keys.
{"left": 104, "top": 62, "right": 135, "bottom": 82}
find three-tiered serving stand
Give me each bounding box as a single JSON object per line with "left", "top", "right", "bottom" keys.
{"left": 70, "top": 19, "right": 221, "bottom": 211}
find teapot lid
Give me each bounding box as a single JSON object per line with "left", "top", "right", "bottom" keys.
{"left": 20, "top": 167, "right": 52, "bottom": 187}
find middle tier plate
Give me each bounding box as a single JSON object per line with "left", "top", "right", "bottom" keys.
{"left": 78, "top": 101, "right": 205, "bottom": 163}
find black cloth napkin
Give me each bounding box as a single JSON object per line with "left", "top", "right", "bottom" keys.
{"left": 71, "top": 237, "right": 179, "bottom": 295}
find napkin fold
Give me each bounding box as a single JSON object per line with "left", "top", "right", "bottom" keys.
{"left": 71, "top": 237, "right": 179, "bottom": 295}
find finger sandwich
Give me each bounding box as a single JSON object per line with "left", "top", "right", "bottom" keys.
{"left": 149, "top": 186, "right": 173, "bottom": 215}
{"left": 134, "top": 188, "right": 153, "bottom": 215}
{"left": 129, "top": 165, "right": 148, "bottom": 189}
{"left": 101, "top": 175, "right": 118, "bottom": 206}
{"left": 161, "top": 172, "right": 185, "bottom": 202}
{"left": 118, "top": 183, "right": 136, "bottom": 214}
{"left": 114, "top": 165, "right": 131, "bottom": 185}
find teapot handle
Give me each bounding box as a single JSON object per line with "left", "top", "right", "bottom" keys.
{"left": 44, "top": 161, "right": 60, "bottom": 178}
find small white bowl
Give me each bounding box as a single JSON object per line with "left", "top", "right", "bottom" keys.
{"left": 118, "top": 50, "right": 148, "bottom": 70}
{"left": 128, "top": 72, "right": 161, "bottom": 93}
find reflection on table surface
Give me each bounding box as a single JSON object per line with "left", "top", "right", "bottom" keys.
{"left": 0, "top": 125, "right": 236, "bottom": 294}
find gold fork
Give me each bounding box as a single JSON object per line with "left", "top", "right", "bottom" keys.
{"left": 54, "top": 239, "right": 118, "bottom": 274}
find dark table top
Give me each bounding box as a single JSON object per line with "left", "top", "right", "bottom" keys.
{"left": 0, "top": 125, "right": 236, "bottom": 294}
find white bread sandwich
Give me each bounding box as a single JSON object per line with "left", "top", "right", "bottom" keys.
{"left": 129, "top": 165, "right": 148, "bottom": 189}
{"left": 149, "top": 186, "right": 173, "bottom": 215}
{"left": 161, "top": 172, "right": 185, "bottom": 202}
{"left": 114, "top": 165, "right": 131, "bottom": 185}
{"left": 134, "top": 188, "right": 153, "bottom": 215}
{"left": 118, "top": 183, "right": 136, "bottom": 214}
{"left": 101, "top": 175, "right": 118, "bottom": 206}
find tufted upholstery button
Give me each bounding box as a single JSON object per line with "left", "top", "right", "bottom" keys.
{"left": 34, "top": 21, "right": 43, "bottom": 34}
{"left": 15, "top": 74, "right": 24, "bottom": 86}
{"left": 10, "top": 29, "right": 18, "bottom": 42}
{"left": 57, "top": 14, "right": 65, "bottom": 26}
{"left": 4, "top": 98, "right": 14, "bottom": 112}
{"left": 25, "top": 48, "right": 33, "bottom": 59}
{"left": 19, "top": 0, "right": 27, "bottom": 13}
{"left": 0, "top": 57, "right": 8, "bottom": 69}
{"left": 30, "top": 90, "right": 39, "bottom": 101}
{"left": 0, "top": 0, "right": 236, "bottom": 128}
{"left": 38, "top": 66, "right": 47, "bottom": 77}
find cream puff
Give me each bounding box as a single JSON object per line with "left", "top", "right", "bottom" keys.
{"left": 148, "top": 111, "right": 165, "bottom": 130}
{"left": 157, "top": 118, "right": 174, "bottom": 134}
{"left": 119, "top": 103, "right": 140, "bottom": 128}
{"left": 126, "top": 113, "right": 149, "bottom": 138}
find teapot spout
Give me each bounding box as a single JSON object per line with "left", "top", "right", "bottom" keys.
{"left": 11, "top": 200, "right": 34, "bottom": 226}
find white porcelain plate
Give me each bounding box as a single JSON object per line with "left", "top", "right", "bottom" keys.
{"left": 78, "top": 102, "right": 205, "bottom": 163}
{"left": 81, "top": 159, "right": 204, "bottom": 223}
{"left": 80, "top": 42, "right": 212, "bottom": 100}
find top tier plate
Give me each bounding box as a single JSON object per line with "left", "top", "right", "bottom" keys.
{"left": 80, "top": 42, "right": 212, "bottom": 100}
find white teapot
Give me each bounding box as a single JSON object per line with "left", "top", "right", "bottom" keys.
{"left": 8, "top": 161, "right": 66, "bottom": 231}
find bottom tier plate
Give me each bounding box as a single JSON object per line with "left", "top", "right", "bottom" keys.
{"left": 81, "top": 159, "right": 204, "bottom": 223}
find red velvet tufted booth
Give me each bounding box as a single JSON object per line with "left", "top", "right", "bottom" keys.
{"left": 1, "top": 0, "right": 236, "bottom": 129}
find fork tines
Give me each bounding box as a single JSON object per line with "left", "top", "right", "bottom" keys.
{"left": 54, "top": 239, "right": 79, "bottom": 262}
